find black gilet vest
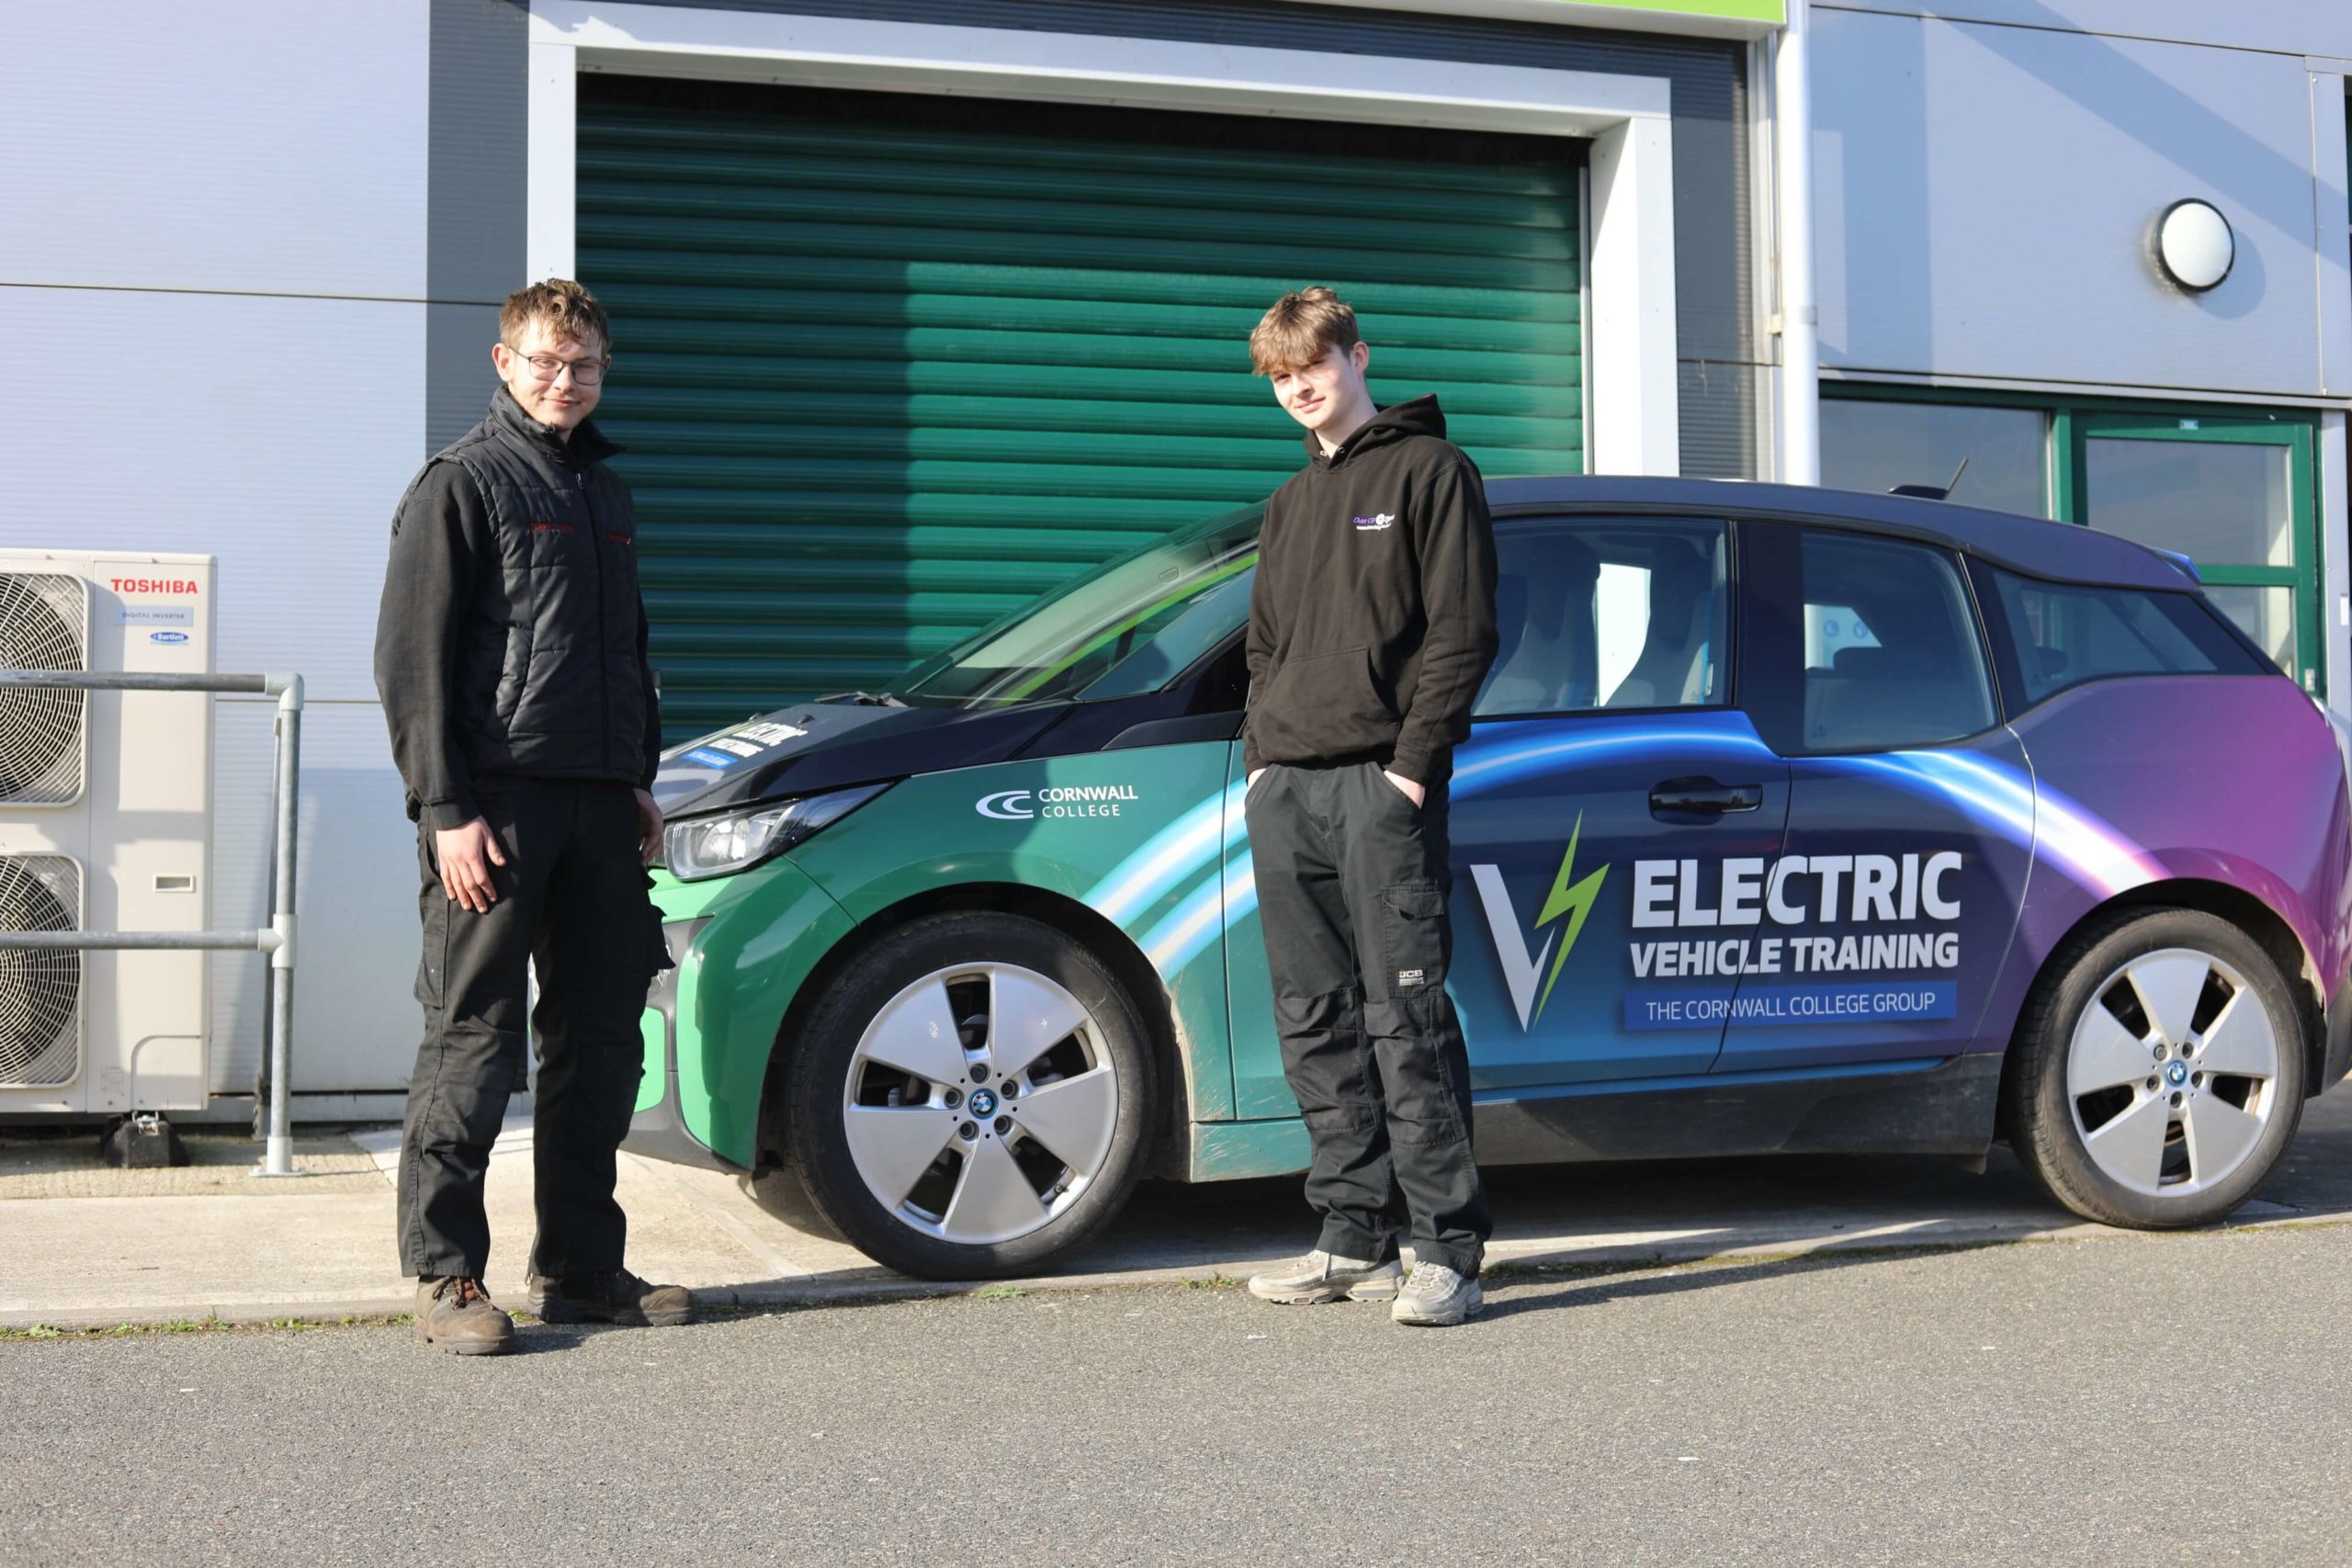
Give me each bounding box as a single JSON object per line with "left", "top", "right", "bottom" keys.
{"left": 410, "top": 390, "right": 650, "bottom": 784}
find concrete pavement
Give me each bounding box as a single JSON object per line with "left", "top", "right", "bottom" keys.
{"left": 4, "top": 1091, "right": 2350, "bottom": 1329}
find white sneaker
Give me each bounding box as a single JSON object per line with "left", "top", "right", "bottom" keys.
{"left": 1247, "top": 1249, "right": 1404, "bottom": 1305}
{"left": 1391, "top": 1261, "right": 1483, "bottom": 1325}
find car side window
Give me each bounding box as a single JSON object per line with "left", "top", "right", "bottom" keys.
{"left": 1984, "top": 568, "right": 2271, "bottom": 707}
{"left": 1747, "top": 527, "right": 1996, "bottom": 754}
{"left": 1475, "top": 518, "right": 1728, "bottom": 718}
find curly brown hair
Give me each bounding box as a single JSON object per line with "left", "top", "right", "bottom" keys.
{"left": 500, "top": 278, "right": 611, "bottom": 353}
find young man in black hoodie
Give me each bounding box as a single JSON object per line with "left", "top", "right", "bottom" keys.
{"left": 1240, "top": 288, "right": 1499, "bottom": 1326}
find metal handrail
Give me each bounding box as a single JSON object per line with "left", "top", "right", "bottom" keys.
{"left": 0, "top": 669, "right": 305, "bottom": 1177}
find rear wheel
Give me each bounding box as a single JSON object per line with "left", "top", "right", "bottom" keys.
{"left": 2008, "top": 908, "right": 2305, "bottom": 1228}
{"left": 788, "top": 911, "right": 1155, "bottom": 1279}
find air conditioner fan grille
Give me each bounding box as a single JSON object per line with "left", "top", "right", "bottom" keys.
{"left": 0, "top": 855, "right": 80, "bottom": 1088}
{"left": 0, "top": 574, "right": 86, "bottom": 806}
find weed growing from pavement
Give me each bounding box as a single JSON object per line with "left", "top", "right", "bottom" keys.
{"left": 1178, "top": 1274, "right": 1241, "bottom": 1290}
{"left": 0, "top": 1313, "right": 409, "bottom": 1343}
{"left": 972, "top": 1284, "right": 1025, "bottom": 1301}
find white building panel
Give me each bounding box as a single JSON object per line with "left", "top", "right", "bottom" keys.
{"left": 209, "top": 699, "right": 417, "bottom": 1099}
{"left": 1815, "top": 9, "right": 2332, "bottom": 398}
{"left": 0, "top": 286, "right": 427, "bottom": 1098}
{"left": 1819, "top": 1, "right": 2352, "bottom": 61}
{"left": 0, "top": 287, "right": 421, "bottom": 699}
{"left": 0, "top": 0, "right": 429, "bottom": 299}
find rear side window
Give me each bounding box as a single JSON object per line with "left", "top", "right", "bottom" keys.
{"left": 1797, "top": 533, "right": 1996, "bottom": 750}
{"left": 1742, "top": 525, "right": 1997, "bottom": 755}
{"left": 1987, "top": 570, "right": 2270, "bottom": 708}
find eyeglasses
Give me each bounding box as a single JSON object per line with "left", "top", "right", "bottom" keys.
{"left": 508, "top": 349, "right": 609, "bottom": 386}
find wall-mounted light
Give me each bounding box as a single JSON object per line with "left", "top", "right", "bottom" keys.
{"left": 2155, "top": 198, "right": 2234, "bottom": 293}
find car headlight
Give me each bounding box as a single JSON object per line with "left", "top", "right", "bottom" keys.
{"left": 662, "top": 784, "right": 888, "bottom": 881}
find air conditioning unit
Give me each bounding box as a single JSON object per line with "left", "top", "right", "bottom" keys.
{"left": 0, "top": 551, "right": 215, "bottom": 1119}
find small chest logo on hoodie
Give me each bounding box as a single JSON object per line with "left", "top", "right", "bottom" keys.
{"left": 1353, "top": 513, "right": 1396, "bottom": 532}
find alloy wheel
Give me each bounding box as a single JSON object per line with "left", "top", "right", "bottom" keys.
{"left": 840, "top": 962, "right": 1120, "bottom": 1247}
{"left": 2065, "top": 945, "right": 2282, "bottom": 1198}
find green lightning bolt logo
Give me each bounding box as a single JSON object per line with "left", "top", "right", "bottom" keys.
{"left": 1530, "top": 813, "right": 1608, "bottom": 1025}
{"left": 1469, "top": 815, "right": 1613, "bottom": 1032}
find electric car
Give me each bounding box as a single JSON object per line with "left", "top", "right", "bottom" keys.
{"left": 628, "top": 477, "right": 2352, "bottom": 1279}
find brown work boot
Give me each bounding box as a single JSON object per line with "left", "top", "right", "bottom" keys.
{"left": 526, "top": 1268, "right": 694, "bottom": 1327}
{"left": 414, "top": 1276, "right": 515, "bottom": 1356}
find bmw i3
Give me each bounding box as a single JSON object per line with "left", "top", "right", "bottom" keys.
{"left": 628, "top": 477, "right": 2352, "bottom": 1278}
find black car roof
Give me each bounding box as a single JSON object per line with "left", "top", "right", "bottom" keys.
{"left": 1482, "top": 476, "right": 2199, "bottom": 592}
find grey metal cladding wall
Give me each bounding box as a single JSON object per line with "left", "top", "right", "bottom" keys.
{"left": 618, "top": 0, "right": 1755, "bottom": 476}
{"left": 425, "top": 0, "right": 528, "bottom": 454}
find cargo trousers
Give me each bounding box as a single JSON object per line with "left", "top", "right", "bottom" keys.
{"left": 396, "top": 776, "right": 663, "bottom": 1281}
{"left": 1244, "top": 760, "right": 1491, "bottom": 1278}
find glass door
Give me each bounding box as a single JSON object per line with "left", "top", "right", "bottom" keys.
{"left": 2070, "top": 413, "right": 2317, "bottom": 691}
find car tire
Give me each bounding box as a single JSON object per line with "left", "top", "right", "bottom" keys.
{"left": 787, "top": 910, "right": 1157, "bottom": 1279}
{"left": 2007, "top": 907, "right": 2305, "bottom": 1229}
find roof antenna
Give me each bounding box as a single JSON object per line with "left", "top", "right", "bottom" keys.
{"left": 1889, "top": 457, "right": 1968, "bottom": 502}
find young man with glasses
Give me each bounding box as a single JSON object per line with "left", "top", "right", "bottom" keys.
{"left": 374, "top": 278, "right": 688, "bottom": 1354}
{"left": 1240, "top": 288, "right": 1500, "bottom": 1326}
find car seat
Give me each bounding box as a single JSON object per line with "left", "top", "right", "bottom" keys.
{"left": 1804, "top": 640, "right": 1988, "bottom": 750}
{"left": 1479, "top": 533, "right": 1600, "bottom": 715}
{"left": 1603, "top": 544, "right": 1716, "bottom": 708}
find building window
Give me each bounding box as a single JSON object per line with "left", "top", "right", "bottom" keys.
{"left": 1820, "top": 398, "right": 2048, "bottom": 517}
{"left": 2074, "top": 414, "right": 2313, "bottom": 686}
{"left": 1824, "top": 387, "right": 2321, "bottom": 694}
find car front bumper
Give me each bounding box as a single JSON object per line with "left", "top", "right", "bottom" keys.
{"left": 623, "top": 916, "right": 741, "bottom": 1172}
{"left": 619, "top": 857, "right": 860, "bottom": 1170}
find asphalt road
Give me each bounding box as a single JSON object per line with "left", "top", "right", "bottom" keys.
{"left": 6, "top": 1222, "right": 2349, "bottom": 1567}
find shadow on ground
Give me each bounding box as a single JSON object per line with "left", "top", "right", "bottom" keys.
{"left": 734, "top": 1087, "right": 2352, "bottom": 1297}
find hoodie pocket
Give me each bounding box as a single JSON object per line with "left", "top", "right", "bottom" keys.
{"left": 1252, "top": 646, "right": 1397, "bottom": 761}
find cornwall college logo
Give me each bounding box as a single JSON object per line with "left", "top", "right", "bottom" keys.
{"left": 975, "top": 784, "right": 1138, "bottom": 820}
{"left": 1470, "top": 815, "right": 1609, "bottom": 1031}
{"left": 1352, "top": 513, "right": 1396, "bottom": 532}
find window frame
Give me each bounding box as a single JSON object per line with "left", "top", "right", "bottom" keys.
{"left": 1736, "top": 519, "right": 2007, "bottom": 759}
{"left": 1468, "top": 509, "right": 1742, "bottom": 724}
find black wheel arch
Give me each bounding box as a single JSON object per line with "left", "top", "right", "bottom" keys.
{"left": 754, "top": 881, "right": 1188, "bottom": 1175}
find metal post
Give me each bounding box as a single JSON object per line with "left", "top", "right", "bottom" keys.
{"left": 258, "top": 673, "right": 302, "bottom": 1178}
{"left": 1773, "top": 0, "right": 1822, "bottom": 486}
{"left": 0, "top": 668, "right": 304, "bottom": 1177}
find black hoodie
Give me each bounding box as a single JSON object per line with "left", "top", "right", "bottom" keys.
{"left": 1242, "top": 395, "right": 1498, "bottom": 785}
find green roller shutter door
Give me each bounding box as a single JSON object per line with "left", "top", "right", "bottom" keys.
{"left": 578, "top": 80, "right": 1584, "bottom": 742}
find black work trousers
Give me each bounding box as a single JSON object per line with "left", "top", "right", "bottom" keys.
{"left": 1244, "top": 760, "right": 1491, "bottom": 1278}
{"left": 397, "top": 775, "right": 657, "bottom": 1280}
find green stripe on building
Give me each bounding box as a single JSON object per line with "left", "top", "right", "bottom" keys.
{"left": 1576, "top": 0, "right": 1783, "bottom": 19}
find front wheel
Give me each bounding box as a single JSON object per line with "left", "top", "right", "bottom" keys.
{"left": 2008, "top": 908, "right": 2305, "bottom": 1229}
{"left": 788, "top": 911, "right": 1156, "bottom": 1279}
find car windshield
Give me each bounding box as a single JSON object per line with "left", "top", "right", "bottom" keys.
{"left": 887, "top": 506, "right": 1262, "bottom": 707}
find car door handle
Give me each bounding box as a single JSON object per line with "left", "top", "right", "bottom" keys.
{"left": 1650, "top": 777, "right": 1762, "bottom": 816}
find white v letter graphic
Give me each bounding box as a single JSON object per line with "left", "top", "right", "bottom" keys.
{"left": 1471, "top": 863, "right": 1557, "bottom": 1032}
